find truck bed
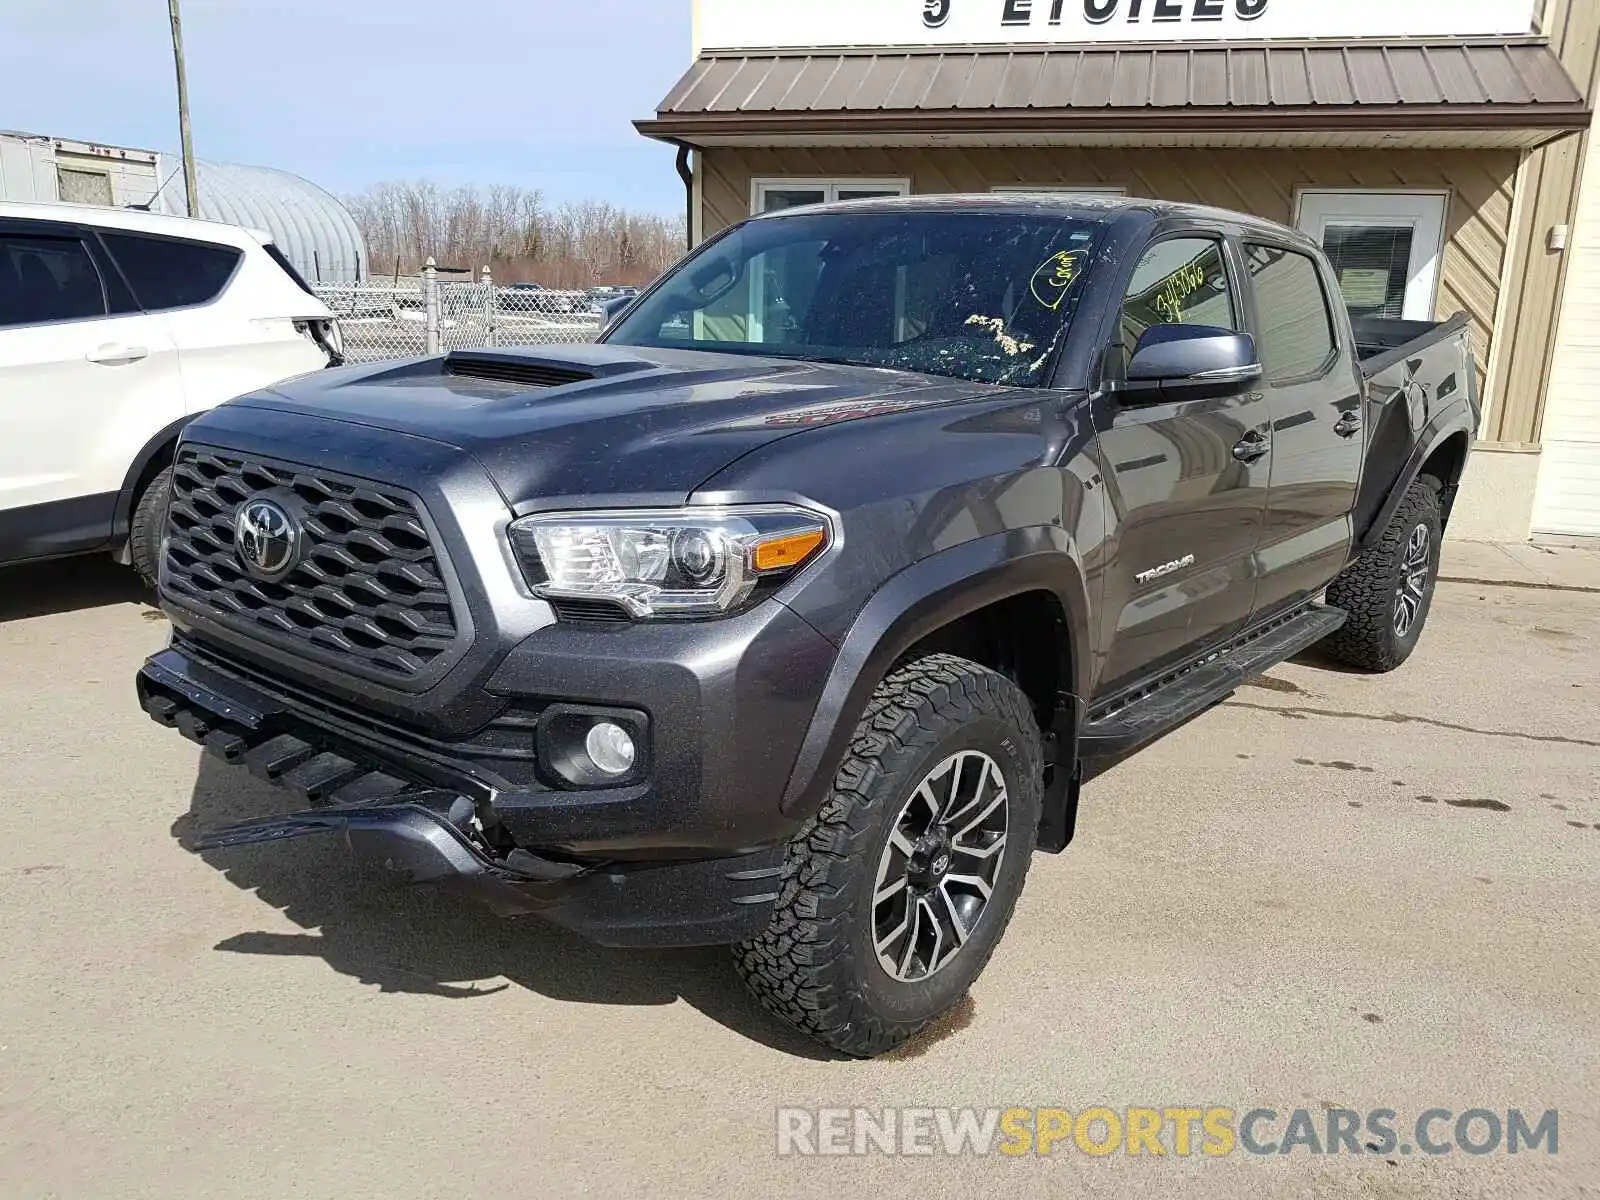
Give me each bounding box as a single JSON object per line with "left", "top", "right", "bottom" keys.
{"left": 1352, "top": 312, "right": 1472, "bottom": 380}
{"left": 1349, "top": 311, "right": 1478, "bottom": 542}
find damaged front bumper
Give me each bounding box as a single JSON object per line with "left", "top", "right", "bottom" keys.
{"left": 138, "top": 645, "right": 786, "bottom": 947}
{"left": 188, "top": 797, "right": 579, "bottom": 914}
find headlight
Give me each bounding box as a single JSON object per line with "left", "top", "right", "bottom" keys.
{"left": 507, "top": 505, "right": 832, "bottom": 620}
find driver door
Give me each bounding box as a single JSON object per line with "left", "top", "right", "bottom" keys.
{"left": 1091, "top": 233, "right": 1273, "bottom": 698}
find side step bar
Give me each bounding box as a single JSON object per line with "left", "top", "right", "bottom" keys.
{"left": 1080, "top": 605, "right": 1347, "bottom": 759}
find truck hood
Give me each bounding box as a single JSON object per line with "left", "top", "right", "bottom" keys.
{"left": 233, "top": 344, "right": 993, "bottom": 505}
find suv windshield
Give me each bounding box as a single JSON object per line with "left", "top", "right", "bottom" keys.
{"left": 605, "top": 210, "right": 1106, "bottom": 387}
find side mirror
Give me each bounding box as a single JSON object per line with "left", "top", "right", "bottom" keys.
{"left": 598, "top": 294, "right": 633, "bottom": 331}
{"left": 1119, "top": 325, "right": 1263, "bottom": 402}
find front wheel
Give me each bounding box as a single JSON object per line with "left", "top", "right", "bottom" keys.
{"left": 1323, "top": 475, "right": 1444, "bottom": 673}
{"left": 734, "top": 654, "right": 1043, "bottom": 1058}
{"left": 129, "top": 465, "right": 174, "bottom": 590}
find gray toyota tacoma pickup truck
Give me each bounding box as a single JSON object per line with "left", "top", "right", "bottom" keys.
{"left": 138, "top": 195, "right": 1478, "bottom": 1056}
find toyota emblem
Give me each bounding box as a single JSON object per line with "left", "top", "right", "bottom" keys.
{"left": 235, "top": 496, "right": 301, "bottom": 579}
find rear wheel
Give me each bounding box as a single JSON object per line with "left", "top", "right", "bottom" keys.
{"left": 734, "top": 654, "right": 1043, "bottom": 1057}
{"left": 129, "top": 465, "right": 174, "bottom": 590}
{"left": 1322, "top": 475, "right": 1443, "bottom": 673}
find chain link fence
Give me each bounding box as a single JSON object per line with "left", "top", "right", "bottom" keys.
{"left": 313, "top": 259, "right": 602, "bottom": 364}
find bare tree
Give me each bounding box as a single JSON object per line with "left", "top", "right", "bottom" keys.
{"left": 347, "top": 181, "right": 686, "bottom": 287}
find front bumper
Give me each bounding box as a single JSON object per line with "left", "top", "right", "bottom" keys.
{"left": 138, "top": 643, "right": 792, "bottom": 947}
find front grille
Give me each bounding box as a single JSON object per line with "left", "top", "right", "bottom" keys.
{"left": 165, "top": 447, "right": 464, "bottom": 684}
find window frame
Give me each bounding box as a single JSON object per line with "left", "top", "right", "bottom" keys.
{"left": 749, "top": 177, "right": 911, "bottom": 216}
{"left": 1241, "top": 239, "right": 1343, "bottom": 386}
{"left": 93, "top": 228, "right": 245, "bottom": 314}
{"left": 1116, "top": 231, "right": 1243, "bottom": 355}
{"left": 0, "top": 225, "right": 112, "bottom": 330}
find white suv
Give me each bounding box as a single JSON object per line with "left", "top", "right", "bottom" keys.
{"left": 0, "top": 201, "right": 343, "bottom": 584}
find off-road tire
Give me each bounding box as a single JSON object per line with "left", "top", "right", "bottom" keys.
{"left": 1323, "top": 475, "right": 1443, "bottom": 673}
{"left": 129, "top": 465, "right": 174, "bottom": 590}
{"left": 734, "top": 653, "right": 1044, "bottom": 1058}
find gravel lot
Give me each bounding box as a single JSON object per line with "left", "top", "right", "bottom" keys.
{"left": 1, "top": 558, "right": 1595, "bottom": 1198}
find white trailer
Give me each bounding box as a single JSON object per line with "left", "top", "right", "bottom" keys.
{"left": 0, "top": 131, "right": 165, "bottom": 208}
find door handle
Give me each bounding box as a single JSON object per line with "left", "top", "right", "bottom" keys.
{"left": 87, "top": 343, "right": 149, "bottom": 365}
{"left": 1334, "top": 412, "right": 1364, "bottom": 439}
{"left": 1232, "top": 431, "right": 1269, "bottom": 463}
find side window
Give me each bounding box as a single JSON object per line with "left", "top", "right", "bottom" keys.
{"left": 100, "top": 233, "right": 242, "bottom": 311}
{"left": 1244, "top": 245, "right": 1337, "bottom": 381}
{"left": 0, "top": 234, "right": 107, "bottom": 327}
{"left": 1121, "top": 237, "right": 1237, "bottom": 350}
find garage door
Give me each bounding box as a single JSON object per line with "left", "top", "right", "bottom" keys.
{"left": 1535, "top": 140, "right": 1600, "bottom": 538}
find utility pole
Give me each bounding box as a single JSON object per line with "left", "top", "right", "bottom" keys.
{"left": 167, "top": 0, "right": 199, "bottom": 217}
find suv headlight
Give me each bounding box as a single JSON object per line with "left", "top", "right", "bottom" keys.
{"left": 507, "top": 505, "right": 832, "bottom": 620}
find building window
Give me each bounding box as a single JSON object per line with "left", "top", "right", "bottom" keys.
{"left": 992, "top": 185, "right": 1128, "bottom": 197}
{"left": 751, "top": 178, "right": 910, "bottom": 215}
{"left": 1294, "top": 191, "right": 1448, "bottom": 322}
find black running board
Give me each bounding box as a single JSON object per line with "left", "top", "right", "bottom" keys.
{"left": 1080, "top": 605, "right": 1348, "bottom": 759}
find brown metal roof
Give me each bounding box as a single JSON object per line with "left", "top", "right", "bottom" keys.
{"left": 639, "top": 39, "right": 1589, "bottom": 144}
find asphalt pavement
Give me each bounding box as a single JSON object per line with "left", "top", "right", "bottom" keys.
{"left": 0, "top": 553, "right": 1595, "bottom": 1198}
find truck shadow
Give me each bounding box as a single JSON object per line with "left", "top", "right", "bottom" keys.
{"left": 173, "top": 753, "right": 843, "bottom": 1060}
{"left": 0, "top": 558, "right": 150, "bottom": 623}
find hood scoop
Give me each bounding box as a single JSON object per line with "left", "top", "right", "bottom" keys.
{"left": 443, "top": 353, "right": 596, "bottom": 389}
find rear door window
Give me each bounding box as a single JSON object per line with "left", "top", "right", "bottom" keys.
{"left": 99, "top": 232, "right": 243, "bottom": 311}
{"left": 1244, "top": 245, "right": 1338, "bottom": 381}
{"left": 0, "top": 234, "right": 108, "bottom": 327}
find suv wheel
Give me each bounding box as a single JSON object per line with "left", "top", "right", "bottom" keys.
{"left": 1323, "top": 475, "right": 1444, "bottom": 673}
{"left": 734, "top": 653, "right": 1043, "bottom": 1057}
{"left": 129, "top": 465, "right": 174, "bottom": 589}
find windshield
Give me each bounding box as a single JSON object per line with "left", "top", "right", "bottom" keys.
{"left": 604, "top": 210, "right": 1106, "bottom": 387}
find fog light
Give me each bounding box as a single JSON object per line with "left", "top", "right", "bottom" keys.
{"left": 585, "top": 721, "right": 637, "bottom": 776}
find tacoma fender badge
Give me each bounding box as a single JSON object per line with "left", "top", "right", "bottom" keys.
{"left": 1136, "top": 554, "right": 1197, "bottom": 586}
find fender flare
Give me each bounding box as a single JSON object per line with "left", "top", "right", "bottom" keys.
{"left": 1358, "top": 407, "right": 1476, "bottom": 552}
{"left": 778, "top": 526, "right": 1092, "bottom": 819}
{"left": 110, "top": 414, "right": 198, "bottom": 545}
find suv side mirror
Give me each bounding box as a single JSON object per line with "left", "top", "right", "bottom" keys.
{"left": 1119, "top": 325, "right": 1263, "bottom": 403}
{"left": 598, "top": 295, "right": 634, "bottom": 331}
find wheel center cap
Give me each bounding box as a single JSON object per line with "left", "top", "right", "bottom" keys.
{"left": 908, "top": 832, "right": 955, "bottom": 888}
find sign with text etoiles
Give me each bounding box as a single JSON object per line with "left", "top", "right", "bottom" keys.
{"left": 695, "top": 0, "right": 1540, "bottom": 50}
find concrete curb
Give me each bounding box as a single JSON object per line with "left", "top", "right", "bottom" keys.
{"left": 1440, "top": 539, "right": 1600, "bottom": 593}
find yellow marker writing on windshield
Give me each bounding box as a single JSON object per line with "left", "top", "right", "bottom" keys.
{"left": 1031, "top": 251, "right": 1085, "bottom": 311}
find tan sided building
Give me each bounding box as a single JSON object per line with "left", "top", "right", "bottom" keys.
{"left": 637, "top": 0, "right": 1600, "bottom": 541}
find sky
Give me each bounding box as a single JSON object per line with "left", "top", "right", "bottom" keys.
{"left": 1, "top": 0, "right": 693, "bottom": 214}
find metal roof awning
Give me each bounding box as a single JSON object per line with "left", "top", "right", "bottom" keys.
{"left": 638, "top": 39, "right": 1590, "bottom": 150}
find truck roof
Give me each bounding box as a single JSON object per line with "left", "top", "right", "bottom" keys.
{"left": 750, "top": 192, "right": 1318, "bottom": 247}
